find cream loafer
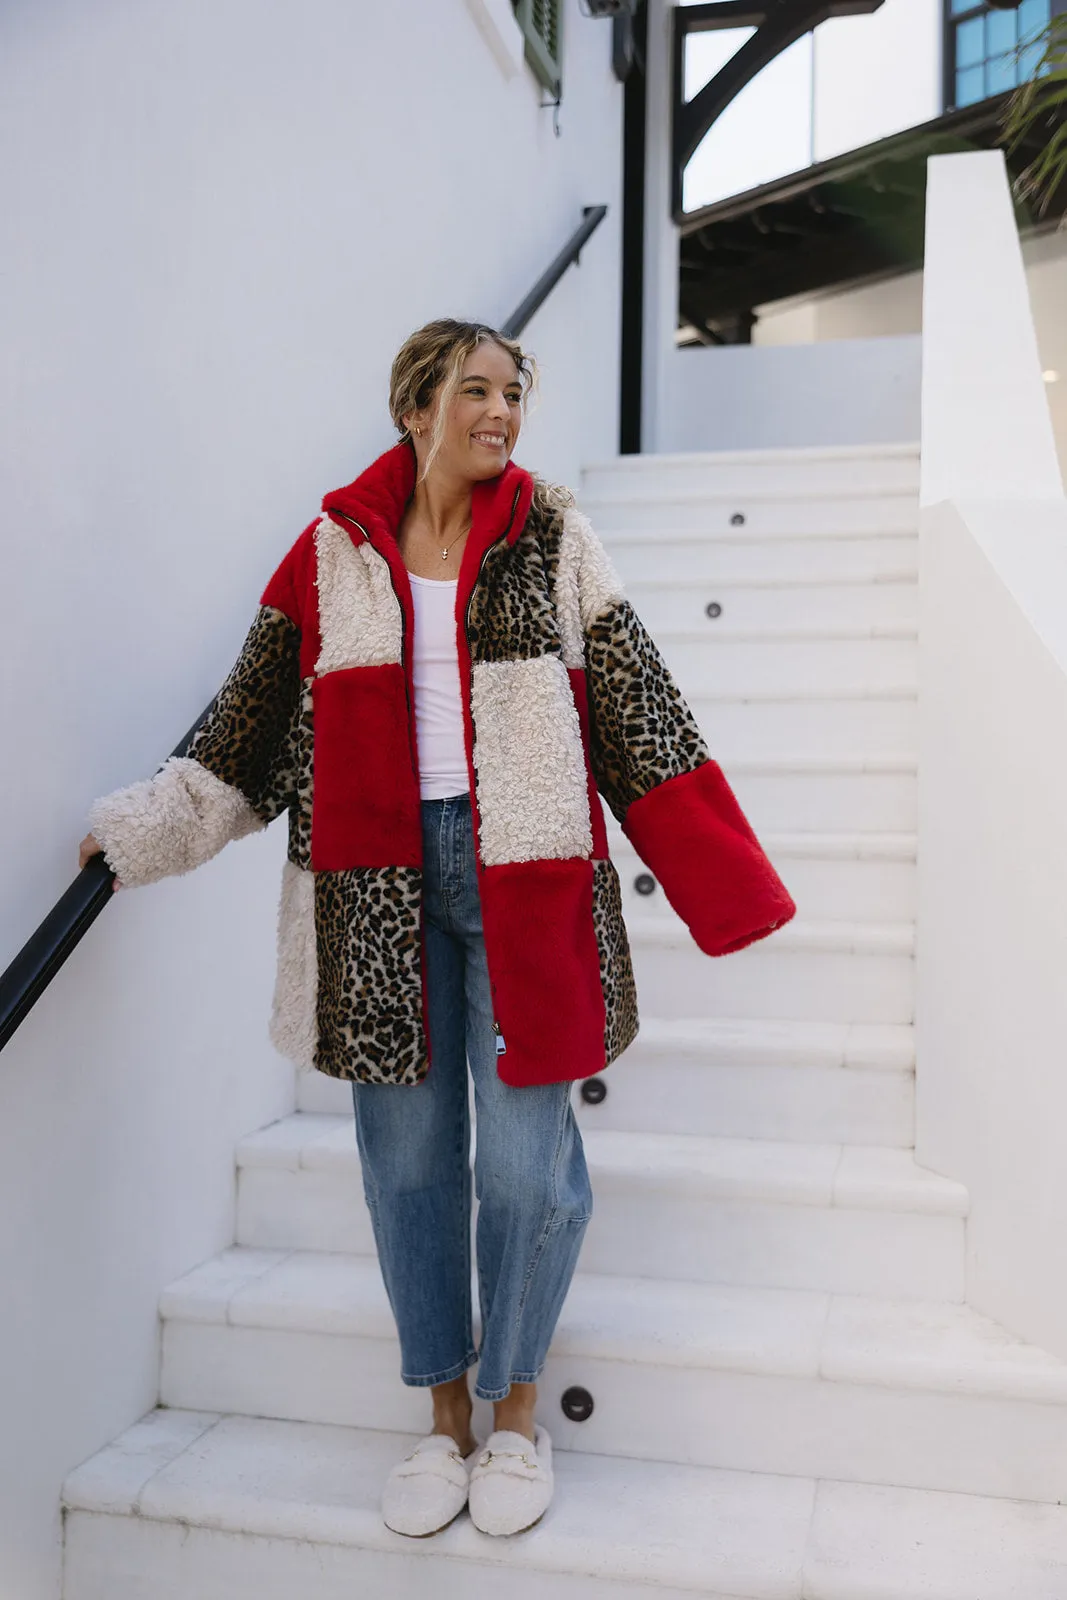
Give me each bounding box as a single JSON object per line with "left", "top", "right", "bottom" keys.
{"left": 381, "top": 1432, "right": 476, "bottom": 1537}
{"left": 468, "top": 1425, "right": 553, "bottom": 1536}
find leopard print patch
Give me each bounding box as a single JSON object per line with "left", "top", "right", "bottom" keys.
{"left": 313, "top": 866, "right": 426, "bottom": 1083}
{"left": 593, "top": 858, "right": 639, "bottom": 1064}
{"left": 585, "top": 599, "right": 710, "bottom": 824}
{"left": 286, "top": 678, "right": 314, "bottom": 869}
{"left": 466, "top": 496, "right": 564, "bottom": 665}
{"left": 189, "top": 605, "right": 302, "bottom": 823}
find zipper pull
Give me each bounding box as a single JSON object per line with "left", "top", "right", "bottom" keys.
{"left": 493, "top": 1022, "right": 507, "bottom": 1056}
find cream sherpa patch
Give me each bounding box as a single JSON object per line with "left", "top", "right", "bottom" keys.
{"left": 88, "top": 756, "right": 264, "bottom": 888}
{"left": 314, "top": 514, "right": 402, "bottom": 675}
{"left": 471, "top": 656, "right": 592, "bottom": 866}
{"left": 269, "top": 860, "right": 318, "bottom": 1072}
{"left": 554, "top": 507, "right": 626, "bottom": 669}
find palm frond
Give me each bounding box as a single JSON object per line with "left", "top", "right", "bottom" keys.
{"left": 1002, "top": 16, "right": 1067, "bottom": 216}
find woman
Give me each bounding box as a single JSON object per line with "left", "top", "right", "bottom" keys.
{"left": 79, "top": 318, "right": 796, "bottom": 1539}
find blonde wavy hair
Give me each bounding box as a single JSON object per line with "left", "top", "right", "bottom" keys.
{"left": 389, "top": 318, "right": 541, "bottom": 483}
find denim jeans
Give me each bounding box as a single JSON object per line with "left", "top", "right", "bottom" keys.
{"left": 350, "top": 791, "right": 593, "bottom": 1402}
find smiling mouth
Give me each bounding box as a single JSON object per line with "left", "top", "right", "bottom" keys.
{"left": 472, "top": 433, "right": 507, "bottom": 448}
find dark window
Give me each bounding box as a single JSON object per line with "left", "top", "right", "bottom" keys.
{"left": 512, "top": 0, "right": 564, "bottom": 98}
{"left": 945, "top": 0, "right": 1051, "bottom": 110}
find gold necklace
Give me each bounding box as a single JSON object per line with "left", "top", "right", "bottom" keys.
{"left": 440, "top": 522, "right": 471, "bottom": 562}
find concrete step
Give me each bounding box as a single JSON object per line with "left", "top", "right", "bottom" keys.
{"left": 626, "top": 915, "right": 914, "bottom": 1025}
{"left": 686, "top": 688, "right": 916, "bottom": 762}
{"left": 149, "top": 1250, "right": 1067, "bottom": 1505}
{"left": 62, "top": 1407, "right": 1067, "bottom": 1600}
{"left": 613, "top": 831, "right": 917, "bottom": 925}
{"left": 581, "top": 491, "right": 918, "bottom": 539}
{"left": 627, "top": 576, "right": 917, "bottom": 635}
{"left": 234, "top": 1115, "right": 959, "bottom": 1299}
{"left": 574, "top": 1017, "right": 915, "bottom": 1147}
{"left": 658, "top": 631, "right": 917, "bottom": 699}
{"left": 699, "top": 757, "right": 916, "bottom": 834}
{"left": 298, "top": 1017, "right": 916, "bottom": 1148}
{"left": 580, "top": 441, "right": 920, "bottom": 502}
{"left": 608, "top": 532, "right": 917, "bottom": 584}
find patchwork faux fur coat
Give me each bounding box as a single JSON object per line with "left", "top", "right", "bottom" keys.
{"left": 89, "top": 439, "right": 796, "bottom": 1089}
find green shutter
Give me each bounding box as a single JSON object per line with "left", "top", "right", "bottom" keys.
{"left": 513, "top": 0, "right": 563, "bottom": 97}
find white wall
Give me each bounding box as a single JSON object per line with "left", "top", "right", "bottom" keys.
{"left": 661, "top": 335, "right": 922, "bottom": 451}
{"left": 917, "top": 152, "right": 1067, "bottom": 1359}
{"left": 751, "top": 229, "right": 1067, "bottom": 475}
{"left": 0, "top": 3, "right": 622, "bottom": 1594}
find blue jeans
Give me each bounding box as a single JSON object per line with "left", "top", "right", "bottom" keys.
{"left": 351, "top": 791, "right": 593, "bottom": 1402}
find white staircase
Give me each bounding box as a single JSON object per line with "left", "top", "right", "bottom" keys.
{"left": 61, "top": 444, "right": 1067, "bottom": 1599}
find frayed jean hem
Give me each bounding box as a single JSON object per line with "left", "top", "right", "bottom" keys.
{"left": 400, "top": 1350, "right": 479, "bottom": 1389}
{"left": 474, "top": 1365, "right": 545, "bottom": 1402}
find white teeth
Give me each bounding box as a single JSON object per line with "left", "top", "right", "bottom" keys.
{"left": 474, "top": 433, "right": 505, "bottom": 445}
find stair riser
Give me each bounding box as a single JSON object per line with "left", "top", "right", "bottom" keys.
{"left": 65, "top": 1512, "right": 689, "bottom": 1600}
{"left": 580, "top": 1189, "right": 959, "bottom": 1296}
{"left": 160, "top": 1310, "right": 1067, "bottom": 1505}
{"left": 630, "top": 943, "right": 914, "bottom": 1025}
{"left": 585, "top": 496, "right": 918, "bottom": 537}
{"left": 722, "top": 770, "right": 916, "bottom": 833}
{"left": 235, "top": 1166, "right": 953, "bottom": 1299}
{"left": 617, "top": 851, "right": 917, "bottom": 924}
{"left": 299, "top": 1053, "right": 916, "bottom": 1151}
{"left": 629, "top": 580, "right": 918, "bottom": 634}
{"left": 687, "top": 693, "right": 916, "bottom": 762}
{"left": 660, "top": 636, "right": 917, "bottom": 698}
{"left": 574, "top": 1058, "right": 915, "bottom": 1147}
{"left": 609, "top": 535, "right": 916, "bottom": 585}
{"left": 296, "top": 1058, "right": 916, "bottom": 1145}
{"left": 582, "top": 454, "right": 920, "bottom": 501}
{"left": 296, "top": 1072, "right": 359, "bottom": 1115}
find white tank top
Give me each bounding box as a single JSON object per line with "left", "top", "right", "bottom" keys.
{"left": 409, "top": 574, "right": 469, "bottom": 800}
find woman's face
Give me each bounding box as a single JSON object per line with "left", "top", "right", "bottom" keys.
{"left": 409, "top": 342, "right": 524, "bottom": 481}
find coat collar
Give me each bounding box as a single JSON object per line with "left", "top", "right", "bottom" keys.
{"left": 321, "top": 438, "right": 534, "bottom": 567}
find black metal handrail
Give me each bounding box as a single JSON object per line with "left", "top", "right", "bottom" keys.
{"left": 501, "top": 205, "right": 607, "bottom": 336}
{"left": 0, "top": 707, "right": 214, "bottom": 1052}
{"left": 0, "top": 204, "right": 608, "bottom": 1055}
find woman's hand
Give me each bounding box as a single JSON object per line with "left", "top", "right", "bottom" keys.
{"left": 79, "top": 832, "right": 121, "bottom": 890}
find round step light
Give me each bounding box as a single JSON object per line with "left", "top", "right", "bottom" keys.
{"left": 730, "top": 512, "right": 746, "bottom": 526}
{"left": 705, "top": 601, "right": 722, "bottom": 619}
{"left": 580, "top": 1077, "right": 608, "bottom": 1105}
{"left": 634, "top": 873, "right": 656, "bottom": 896}
{"left": 561, "top": 1386, "right": 595, "bottom": 1422}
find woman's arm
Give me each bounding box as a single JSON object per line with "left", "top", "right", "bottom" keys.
{"left": 564, "top": 506, "right": 797, "bottom": 956}
{"left": 85, "top": 572, "right": 305, "bottom": 889}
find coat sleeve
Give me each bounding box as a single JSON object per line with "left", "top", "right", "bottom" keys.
{"left": 88, "top": 549, "right": 307, "bottom": 890}
{"left": 563, "top": 507, "right": 797, "bottom": 956}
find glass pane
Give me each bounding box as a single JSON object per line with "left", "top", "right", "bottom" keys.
{"left": 683, "top": 27, "right": 755, "bottom": 102}
{"left": 1019, "top": 0, "right": 1050, "bottom": 39}
{"left": 951, "top": 0, "right": 979, "bottom": 14}
{"left": 986, "top": 51, "right": 1017, "bottom": 95}
{"left": 1019, "top": 0, "right": 1051, "bottom": 77}
{"left": 956, "top": 64, "right": 986, "bottom": 105}
{"left": 956, "top": 16, "right": 985, "bottom": 68}
{"left": 986, "top": 11, "right": 1017, "bottom": 56}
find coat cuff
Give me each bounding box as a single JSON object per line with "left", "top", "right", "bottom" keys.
{"left": 623, "top": 762, "right": 796, "bottom": 956}
{"left": 88, "top": 755, "right": 264, "bottom": 888}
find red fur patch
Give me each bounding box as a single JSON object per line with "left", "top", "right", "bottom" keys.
{"left": 624, "top": 763, "right": 797, "bottom": 955}
{"left": 261, "top": 519, "right": 322, "bottom": 679}
{"left": 478, "top": 858, "right": 606, "bottom": 1086}
{"left": 310, "top": 665, "right": 421, "bottom": 870}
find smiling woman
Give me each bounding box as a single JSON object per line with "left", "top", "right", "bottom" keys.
{"left": 78, "top": 314, "right": 795, "bottom": 1541}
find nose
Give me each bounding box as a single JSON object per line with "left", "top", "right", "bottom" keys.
{"left": 485, "top": 388, "right": 510, "bottom": 421}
